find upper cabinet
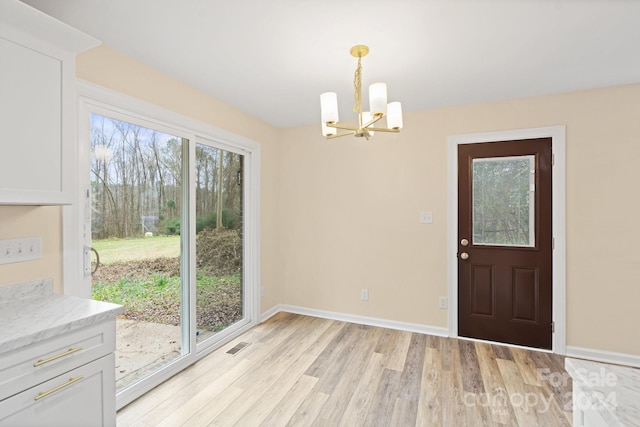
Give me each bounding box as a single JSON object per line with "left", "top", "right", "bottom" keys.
{"left": 0, "top": 0, "right": 99, "bottom": 205}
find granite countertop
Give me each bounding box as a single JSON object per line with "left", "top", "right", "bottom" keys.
{"left": 565, "top": 357, "right": 640, "bottom": 426}
{"left": 0, "top": 279, "right": 124, "bottom": 355}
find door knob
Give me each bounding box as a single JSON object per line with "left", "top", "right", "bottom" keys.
{"left": 460, "top": 238, "right": 469, "bottom": 246}
{"left": 460, "top": 252, "right": 469, "bottom": 260}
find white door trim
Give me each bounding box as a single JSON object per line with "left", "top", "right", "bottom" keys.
{"left": 447, "top": 126, "right": 566, "bottom": 354}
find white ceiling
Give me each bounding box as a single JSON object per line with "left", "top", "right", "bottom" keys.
{"left": 20, "top": 0, "right": 640, "bottom": 129}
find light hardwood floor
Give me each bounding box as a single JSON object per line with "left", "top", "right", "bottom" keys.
{"left": 117, "top": 312, "right": 572, "bottom": 426}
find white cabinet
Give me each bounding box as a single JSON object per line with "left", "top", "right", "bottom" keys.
{"left": 0, "top": 320, "right": 117, "bottom": 427}
{"left": 0, "top": 0, "right": 98, "bottom": 205}
{"left": 0, "top": 354, "right": 115, "bottom": 427}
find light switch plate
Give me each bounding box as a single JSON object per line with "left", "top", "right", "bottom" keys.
{"left": 0, "top": 237, "right": 42, "bottom": 264}
{"left": 419, "top": 211, "right": 433, "bottom": 224}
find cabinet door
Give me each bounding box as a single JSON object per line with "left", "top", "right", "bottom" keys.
{"left": 0, "top": 354, "right": 116, "bottom": 427}
{"left": 0, "top": 0, "right": 97, "bottom": 205}
{"left": 0, "top": 35, "right": 69, "bottom": 204}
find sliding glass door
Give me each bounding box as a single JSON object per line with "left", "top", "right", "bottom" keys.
{"left": 81, "top": 105, "right": 254, "bottom": 408}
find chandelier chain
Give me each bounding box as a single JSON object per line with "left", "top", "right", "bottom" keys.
{"left": 353, "top": 55, "right": 362, "bottom": 113}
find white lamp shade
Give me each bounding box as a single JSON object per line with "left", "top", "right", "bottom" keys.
{"left": 369, "top": 83, "right": 387, "bottom": 116}
{"left": 322, "top": 122, "right": 337, "bottom": 137}
{"left": 320, "top": 92, "right": 339, "bottom": 124}
{"left": 387, "top": 101, "right": 403, "bottom": 129}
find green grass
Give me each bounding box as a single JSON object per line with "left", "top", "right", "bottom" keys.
{"left": 92, "top": 236, "right": 180, "bottom": 264}
{"left": 91, "top": 235, "right": 242, "bottom": 331}
{"left": 92, "top": 273, "right": 241, "bottom": 330}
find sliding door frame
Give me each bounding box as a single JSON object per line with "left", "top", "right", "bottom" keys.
{"left": 63, "top": 80, "right": 261, "bottom": 408}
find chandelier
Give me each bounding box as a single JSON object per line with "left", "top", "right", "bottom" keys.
{"left": 320, "top": 45, "right": 403, "bottom": 140}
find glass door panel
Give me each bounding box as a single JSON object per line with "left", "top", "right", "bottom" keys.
{"left": 89, "top": 113, "right": 186, "bottom": 392}
{"left": 472, "top": 155, "right": 535, "bottom": 247}
{"left": 194, "top": 143, "right": 244, "bottom": 344}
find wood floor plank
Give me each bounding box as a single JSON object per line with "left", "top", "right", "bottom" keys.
{"left": 233, "top": 353, "right": 317, "bottom": 426}
{"left": 152, "top": 358, "right": 254, "bottom": 427}
{"left": 210, "top": 352, "right": 315, "bottom": 426}
{"left": 496, "top": 358, "right": 542, "bottom": 426}
{"left": 304, "top": 322, "right": 356, "bottom": 379}
{"left": 302, "top": 318, "right": 343, "bottom": 357}
{"left": 313, "top": 326, "right": 383, "bottom": 424}
{"left": 458, "top": 339, "right": 486, "bottom": 395}
{"left": 390, "top": 397, "right": 416, "bottom": 427}
{"left": 339, "top": 352, "right": 386, "bottom": 426}
{"left": 383, "top": 329, "right": 412, "bottom": 371}
{"left": 261, "top": 374, "right": 319, "bottom": 426}
{"left": 492, "top": 343, "right": 515, "bottom": 361}
{"left": 511, "top": 347, "right": 544, "bottom": 386}
{"left": 390, "top": 333, "right": 427, "bottom": 426}
{"left": 286, "top": 391, "right": 329, "bottom": 427}
{"left": 117, "top": 313, "right": 574, "bottom": 427}
{"left": 416, "top": 347, "right": 443, "bottom": 426}
{"left": 474, "top": 341, "right": 519, "bottom": 425}
{"left": 236, "top": 315, "right": 332, "bottom": 390}
{"left": 118, "top": 350, "right": 246, "bottom": 426}
{"left": 441, "top": 370, "right": 468, "bottom": 426}
{"left": 310, "top": 324, "right": 373, "bottom": 394}
{"left": 362, "top": 368, "right": 402, "bottom": 426}
{"left": 181, "top": 386, "right": 244, "bottom": 426}
{"left": 528, "top": 350, "right": 573, "bottom": 422}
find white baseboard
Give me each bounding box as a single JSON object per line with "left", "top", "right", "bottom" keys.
{"left": 566, "top": 346, "right": 640, "bottom": 369}
{"left": 261, "top": 304, "right": 449, "bottom": 337}
{"left": 260, "top": 305, "right": 281, "bottom": 323}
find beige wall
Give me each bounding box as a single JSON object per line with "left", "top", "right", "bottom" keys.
{"left": 2, "top": 42, "right": 639, "bottom": 358}
{"left": 0, "top": 206, "right": 63, "bottom": 292}
{"left": 278, "top": 84, "right": 640, "bottom": 357}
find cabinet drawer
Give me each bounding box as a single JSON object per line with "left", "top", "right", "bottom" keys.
{"left": 0, "top": 353, "right": 115, "bottom": 427}
{"left": 0, "top": 321, "right": 114, "bottom": 401}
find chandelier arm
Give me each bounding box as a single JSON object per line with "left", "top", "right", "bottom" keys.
{"left": 326, "top": 131, "right": 356, "bottom": 139}
{"left": 325, "top": 122, "right": 359, "bottom": 132}
{"left": 366, "top": 127, "right": 401, "bottom": 133}
{"left": 362, "top": 114, "right": 384, "bottom": 129}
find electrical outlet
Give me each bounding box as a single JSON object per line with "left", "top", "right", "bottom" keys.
{"left": 438, "top": 296, "right": 448, "bottom": 309}
{"left": 361, "top": 289, "right": 369, "bottom": 301}
{"left": 0, "top": 237, "right": 42, "bottom": 265}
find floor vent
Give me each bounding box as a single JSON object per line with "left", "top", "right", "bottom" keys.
{"left": 226, "top": 342, "right": 250, "bottom": 355}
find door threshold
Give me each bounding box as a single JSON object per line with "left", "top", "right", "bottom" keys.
{"left": 456, "top": 335, "right": 555, "bottom": 354}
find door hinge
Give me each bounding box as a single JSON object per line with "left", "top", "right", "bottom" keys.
{"left": 552, "top": 153, "right": 555, "bottom": 166}
{"left": 551, "top": 321, "right": 555, "bottom": 333}
{"left": 552, "top": 237, "right": 555, "bottom": 250}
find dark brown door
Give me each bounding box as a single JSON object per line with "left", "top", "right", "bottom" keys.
{"left": 458, "top": 138, "right": 553, "bottom": 350}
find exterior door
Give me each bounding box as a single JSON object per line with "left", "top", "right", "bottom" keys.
{"left": 458, "top": 138, "right": 553, "bottom": 349}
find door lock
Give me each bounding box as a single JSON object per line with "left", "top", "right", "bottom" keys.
{"left": 460, "top": 238, "right": 469, "bottom": 246}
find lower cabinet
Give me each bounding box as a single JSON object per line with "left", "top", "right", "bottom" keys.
{"left": 0, "top": 353, "right": 115, "bottom": 427}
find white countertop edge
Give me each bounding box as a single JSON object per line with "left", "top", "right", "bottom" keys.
{"left": 0, "top": 291, "right": 124, "bottom": 355}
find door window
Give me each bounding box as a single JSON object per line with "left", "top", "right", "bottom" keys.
{"left": 472, "top": 155, "right": 535, "bottom": 247}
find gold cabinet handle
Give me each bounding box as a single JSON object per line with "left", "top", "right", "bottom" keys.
{"left": 34, "top": 376, "right": 84, "bottom": 401}
{"left": 33, "top": 347, "right": 83, "bottom": 367}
